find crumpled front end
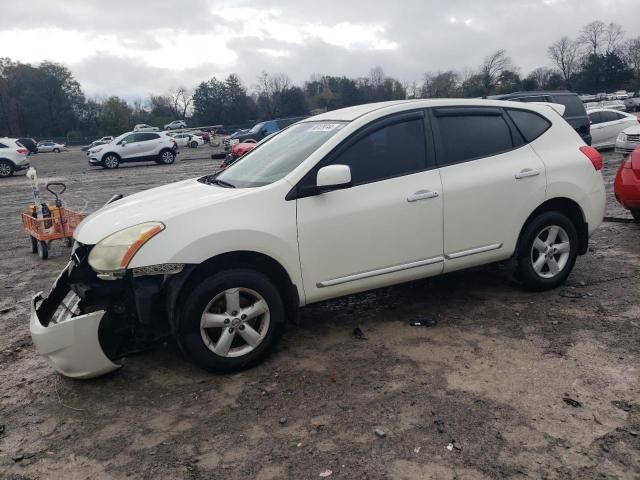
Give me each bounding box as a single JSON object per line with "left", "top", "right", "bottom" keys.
{"left": 31, "top": 290, "right": 120, "bottom": 379}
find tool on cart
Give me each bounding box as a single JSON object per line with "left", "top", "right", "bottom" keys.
{"left": 21, "top": 171, "right": 85, "bottom": 259}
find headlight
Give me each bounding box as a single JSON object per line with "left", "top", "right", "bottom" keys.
{"left": 90, "top": 147, "right": 103, "bottom": 154}
{"left": 88, "top": 222, "right": 165, "bottom": 273}
{"left": 618, "top": 133, "right": 628, "bottom": 142}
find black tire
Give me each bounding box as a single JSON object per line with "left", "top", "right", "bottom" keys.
{"left": 0, "top": 159, "right": 14, "bottom": 178}
{"left": 178, "top": 268, "right": 285, "bottom": 373}
{"left": 631, "top": 209, "right": 640, "bottom": 222}
{"left": 53, "top": 148, "right": 60, "bottom": 153}
{"left": 516, "top": 211, "right": 578, "bottom": 290}
{"left": 102, "top": 154, "right": 120, "bottom": 169}
{"left": 37, "top": 240, "right": 49, "bottom": 260}
{"left": 30, "top": 236, "right": 38, "bottom": 253}
{"left": 159, "top": 150, "right": 175, "bottom": 165}
{"left": 190, "top": 141, "right": 198, "bottom": 148}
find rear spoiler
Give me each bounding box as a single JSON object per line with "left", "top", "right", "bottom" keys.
{"left": 531, "top": 102, "right": 566, "bottom": 117}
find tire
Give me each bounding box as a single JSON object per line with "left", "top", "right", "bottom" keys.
{"left": 30, "top": 236, "right": 38, "bottom": 253}
{"left": 64, "top": 237, "right": 73, "bottom": 248}
{"left": 631, "top": 209, "right": 640, "bottom": 222}
{"left": 178, "top": 268, "right": 286, "bottom": 373}
{"left": 190, "top": 141, "right": 198, "bottom": 148}
{"left": 103, "top": 154, "right": 120, "bottom": 169}
{"left": 37, "top": 240, "right": 49, "bottom": 260}
{"left": 516, "top": 211, "right": 578, "bottom": 290}
{"left": 53, "top": 148, "right": 60, "bottom": 153}
{"left": 0, "top": 159, "right": 14, "bottom": 178}
{"left": 159, "top": 150, "right": 175, "bottom": 165}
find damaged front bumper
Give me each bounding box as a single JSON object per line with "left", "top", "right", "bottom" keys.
{"left": 30, "top": 265, "right": 121, "bottom": 379}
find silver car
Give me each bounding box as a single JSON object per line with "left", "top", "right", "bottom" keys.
{"left": 36, "top": 140, "right": 68, "bottom": 153}
{"left": 615, "top": 125, "right": 640, "bottom": 155}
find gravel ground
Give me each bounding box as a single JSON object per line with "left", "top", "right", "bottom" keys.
{"left": 0, "top": 147, "right": 639, "bottom": 480}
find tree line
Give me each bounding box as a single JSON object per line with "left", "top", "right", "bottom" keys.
{"left": 1, "top": 20, "right": 639, "bottom": 138}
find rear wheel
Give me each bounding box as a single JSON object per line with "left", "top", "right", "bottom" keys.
{"left": 0, "top": 159, "right": 14, "bottom": 177}
{"left": 190, "top": 141, "right": 198, "bottom": 148}
{"left": 53, "top": 148, "right": 60, "bottom": 153}
{"left": 517, "top": 211, "right": 578, "bottom": 290}
{"left": 630, "top": 209, "right": 640, "bottom": 222}
{"left": 178, "top": 269, "right": 285, "bottom": 373}
{"left": 159, "top": 150, "right": 175, "bottom": 165}
{"left": 103, "top": 154, "right": 120, "bottom": 169}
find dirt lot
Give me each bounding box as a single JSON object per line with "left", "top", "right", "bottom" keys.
{"left": 1, "top": 146, "right": 639, "bottom": 480}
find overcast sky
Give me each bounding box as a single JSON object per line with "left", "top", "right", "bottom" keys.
{"left": 1, "top": 0, "right": 638, "bottom": 99}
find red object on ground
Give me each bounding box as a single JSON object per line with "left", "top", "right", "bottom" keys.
{"left": 614, "top": 148, "right": 640, "bottom": 212}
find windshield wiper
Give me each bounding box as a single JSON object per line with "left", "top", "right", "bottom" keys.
{"left": 208, "top": 177, "right": 236, "bottom": 188}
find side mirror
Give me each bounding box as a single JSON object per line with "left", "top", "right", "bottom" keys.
{"left": 316, "top": 165, "right": 352, "bottom": 192}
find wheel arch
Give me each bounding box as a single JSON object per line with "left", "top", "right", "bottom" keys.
{"left": 0, "top": 157, "right": 16, "bottom": 166}
{"left": 165, "top": 250, "right": 300, "bottom": 335}
{"left": 517, "top": 197, "right": 589, "bottom": 256}
{"left": 102, "top": 151, "right": 121, "bottom": 160}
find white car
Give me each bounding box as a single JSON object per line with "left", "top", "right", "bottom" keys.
{"left": 87, "top": 131, "right": 178, "bottom": 169}
{"left": 171, "top": 133, "right": 204, "bottom": 148}
{"left": 614, "top": 90, "right": 629, "bottom": 100}
{"left": 588, "top": 108, "right": 639, "bottom": 149}
{"left": 615, "top": 124, "right": 640, "bottom": 155}
{"left": 165, "top": 120, "right": 187, "bottom": 130}
{"left": 133, "top": 124, "right": 160, "bottom": 132}
{"left": 30, "top": 99, "right": 606, "bottom": 379}
{"left": 36, "top": 140, "right": 68, "bottom": 153}
{"left": 0, "top": 138, "right": 30, "bottom": 177}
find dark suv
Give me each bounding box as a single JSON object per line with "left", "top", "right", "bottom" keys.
{"left": 491, "top": 91, "right": 591, "bottom": 145}
{"left": 223, "top": 116, "right": 307, "bottom": 151}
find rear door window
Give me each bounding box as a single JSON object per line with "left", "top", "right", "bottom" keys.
{"left": 433, "top": 109, "right": 515, "bottom": 165}
{"left": 589, "top": 111, "right": 603, "bottom": 124}
{"left": 551, "top": 95, "right": 585, "bottom": 117}
{"left": 507, "top": 109, "right": 551, "bottom": 142}
{"left": 600, "top": 111, "right": 621, "bottom": 123}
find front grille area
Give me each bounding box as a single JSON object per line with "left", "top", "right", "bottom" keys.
{"left": 627, "top": 134, "right": 640, "bottom": 143}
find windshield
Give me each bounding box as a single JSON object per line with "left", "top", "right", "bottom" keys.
{"left": 212, "top": 121, "right": 347, "bottom": 188}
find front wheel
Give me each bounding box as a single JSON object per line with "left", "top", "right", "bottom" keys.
{"left": 516, "top": 211, "right": 578, "bottom": 290}
{"left": 178, "top": 269, "right": 285, "bottom": 373}
{"left": 103, "top": 154, "right": 120, "bottom": 169}
{"left": 630, "top": 209, "right": 640, "bottom": 222}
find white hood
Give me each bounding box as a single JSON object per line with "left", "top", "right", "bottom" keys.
{"left": 623, "top": 124, "right": 640, "bottom": 135}
{"left": 74, "top": 178, "right": 247, "bottom": 244}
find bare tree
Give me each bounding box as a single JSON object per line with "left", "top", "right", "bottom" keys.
{"left": 548, "top": 37, "right": 580, "bottom": 87}
{"left": 368, "top": 66, "right": 385, "bottom": 87}
{"left": 605, "top": 22, "right": 625, "bottom": 55}
{"left": 625, "top": 37, "right": 640, "bottom": 78}
{"left": 579, "top": 20, "right": 606, "bottom": 55}
{"left": 421, "top": 71, "right": 460, "bottom": 98}
{"left": 255, "top": 72, "right": 291, "bottom": 98}
{"left": 528, "top": 67, "right": 554, "bottom": 90}
{"left": 480, "top": 49, "right": 513, "bottom": 91}
{"left": 167, "top": 87, "right": 192, "bottom": 119}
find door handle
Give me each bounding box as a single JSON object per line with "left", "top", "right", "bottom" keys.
{"left": 514, "top": 168, "right": 540, "bottom": 180}
{"left": 407, "top": 190, "right": 439, "bottom": 202}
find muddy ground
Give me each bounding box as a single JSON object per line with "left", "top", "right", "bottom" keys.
{"left": 0, "top": 146, "right": 639, "bottom": 480}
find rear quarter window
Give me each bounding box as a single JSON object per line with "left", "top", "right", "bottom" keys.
{"left": 506, "top": 109, "right": 551, "bottom": 143}
{"left": 551, "top": 95, "right": 586, "bottom": 117}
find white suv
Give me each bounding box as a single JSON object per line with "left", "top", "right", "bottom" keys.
{"left": 88, "top": 131, "right": 178, "bottom": 169}
{"left": 0, "top": 138, "right": 30, "bottom": 177}
{"left": 31, "top": 99, "right": 605, "bottom": 378}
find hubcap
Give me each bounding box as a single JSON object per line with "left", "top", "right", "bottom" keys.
{"left": 105, "top": 156, "right": 117, "bottom": 168}
{"left": 162, "top": 152, "right": 173, "bottom": 163}
{"left": 0, "top": 163, "right": 10, "bottom": 176}
{"left": 530, "top": 225, "right": 571, "bottom": 279}
{"left": 200, "top": 287, "right": 270, "bottom": 358}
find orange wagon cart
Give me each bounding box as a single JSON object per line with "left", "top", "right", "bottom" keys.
{"left": 21, "top": 183, "right": 85, "bottom": 259}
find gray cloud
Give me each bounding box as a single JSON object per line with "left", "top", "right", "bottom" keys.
{"left": 2, "top": 0, "right": 639, "bottom": 97}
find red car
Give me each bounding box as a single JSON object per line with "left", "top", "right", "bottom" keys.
{"left": 614, "top": 147, "right": 640, "bottom": 221}
{"left": 221, "top": 141, "right": 257, "bottom": 169}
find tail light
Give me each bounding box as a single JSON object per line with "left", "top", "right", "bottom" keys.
{"left": 16, "top": 148, "right": 29, "bottom": 155}
{"left": 579, "top": 146, "right": 602, "bottom": 171}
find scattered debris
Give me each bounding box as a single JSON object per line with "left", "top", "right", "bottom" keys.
{"left": 409, "top": 316, "right": 438, "bottom": 327}
{"left": 352, "top": 327, "right": 367, "bottom": 340}
{"left": 611, "top": 400, "right": 632, "bottom": 412}
{"left": 0, "top": 424, "right": 4, "bottom": 435}
{"left": 413, "top": 447, "right": 421, "bottom": 453}
{"left": 446, "top": 443, "right": 454, "bottom": 451}
{"left": 559, "top": 288, "right": 590, "bottom": 299}
{"left": 279, "top": 418, "right": 287, "bottom": 425}
{"left": 551, "top": 320, "right": 559, "bottom": 325}
{"left": 11, "top": 453, "right": 24, "bottom": 462}
{"left": 296, "top": 443, "right": 303, "bottom": 448}
{"left": 0, "top": 306, "right": 14, "bottom": 314}
{"left": 319, "top": 469, "right": 332, "bottom": 477}
{"left": 374, "top": 428, "right": 386, "bottom": 438}
{"left": 563, "top": 397, "right": 582, "bottom": 408}
{"left": 593, "top": 415, "right": 603, "bottom": 425}
{"left": 434, "top": 419, "right": 446, "bottom": 434}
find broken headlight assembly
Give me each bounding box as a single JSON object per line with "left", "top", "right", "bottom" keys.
{"left": 88, "top": 222, "right": 165, "bottom": 275}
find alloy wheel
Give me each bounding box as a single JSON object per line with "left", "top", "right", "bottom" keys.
{"left": 530, "top": 225, "right": 571, "bottom": 279}
{"left": 0, "top": 161, "right": 12, "bottom": 177}
{"left": 161, "top": 151, "right": 174, "bottom": 164}
{"left": 104, "top": 155, "right": 118, "bottom": 168}
{"left": 199, "top": 287, "right": 270, "bottom": 358}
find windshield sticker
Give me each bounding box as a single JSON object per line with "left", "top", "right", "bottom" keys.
{"left": 308, "top": 123, "right": 342, "bottom": 132}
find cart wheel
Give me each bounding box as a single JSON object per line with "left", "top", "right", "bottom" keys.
{"left": 30, "top": 236, "right": 38, "bottom": 253}
{"left": 37, "top": 240, "right": 49, "bottom": 260}
{"left": 64, "top": 237, "right": 73, "bottom": 248}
